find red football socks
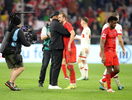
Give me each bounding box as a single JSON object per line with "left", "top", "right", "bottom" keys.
{"left": 106, "top": 74, "right": 111, "bottom": 89}
{"left": 61, "top": 64, "right": 68, "bottom": 78}
{"left": 102, "top": 71, "right": 116, "bottom": 82}
{"left": 67, "top": 65, "right": 76, "bottom": 83}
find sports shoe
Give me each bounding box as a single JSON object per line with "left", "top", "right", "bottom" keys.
{"left": 5, "top": 81, "right": 16, "bottom": 91}
{"left": 77, "top": 77, "right": 85, "bottom": 80}
{"left": 48, "top": 84, "right": 62, "bottom": 89}
{"left": 99, "top": 79, "right": 107, "bottom": 90}
{"left": 64, "top": 85, "right": 76, "bottom": 89}
{"left": 107, "top": 89, "right": 115, "bottom": 92}
{"left": 65, "top": 76, "right": 70, "bottom": 80}
{"left": 84, "top": 77, "right": 89, "bottom": 80}
{"left": 118, "top": 85, "right": 124, "bottom": 90}
{"left": 39, "top": 83, "right": 43, "bottom": 87}
{"left": 10, "top": 86, "right": 21, "bottom": 91}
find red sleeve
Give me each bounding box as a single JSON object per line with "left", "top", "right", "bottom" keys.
{"left": 64, "top": 22, "right": 73, "bottom": 32}
{"left": 101, "top": 28, "right": 108, "bottom": 39}
{"left": 117, "top": 33, "right": 122, "bottom": 35}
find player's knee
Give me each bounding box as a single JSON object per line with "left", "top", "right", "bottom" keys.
{"left": 77, "top": 58, "right": 81, "bottom": 63}
{"left": 116, "top": 68, "right": 120, "bottom": 74}
{"left": 114, "top": 66, "right": 120, "bottom": 74}
{"left": 62, "top": 58, "right": 66, "bottom": 64}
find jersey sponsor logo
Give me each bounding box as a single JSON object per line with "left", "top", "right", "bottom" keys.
{"left": 118, "top": 46, "right": 131, "bottom": 63}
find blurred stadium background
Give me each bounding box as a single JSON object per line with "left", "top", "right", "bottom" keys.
{"left": 0, "top": 0, "right": 132, "bottom": 44}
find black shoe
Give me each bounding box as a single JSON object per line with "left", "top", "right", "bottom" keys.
{"left": 5, "top": 81, "right": 16, "bottom": 91}
{"left": 39, "top": 83, "right": 43, "bottom": 87}
{"left": 84, "top": 77, "right": 89, "bottom": 80}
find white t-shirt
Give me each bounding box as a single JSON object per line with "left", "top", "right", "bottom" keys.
{"left": 102, "top": 23, "right": 122, "bottom": 53}
{"left": 41, "top": 26, "right": 47, "bottom": 38}
{"left": 76, "top": 27, "right": 91, "bottom": 50}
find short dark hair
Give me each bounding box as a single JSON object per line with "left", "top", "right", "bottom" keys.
{"left": 108, "top": 16, "right": 118, "bottom": 23}
{"left": 81, "top": 17, "right": 89, "bottom": 23}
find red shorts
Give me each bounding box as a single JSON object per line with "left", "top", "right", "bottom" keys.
{"left": 63, "top": 48, "right": 76, "bottom": 63}
{"left": 104, "top": 51, "right": 119, "bottom": 66}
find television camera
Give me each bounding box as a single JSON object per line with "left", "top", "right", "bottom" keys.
{"left": 0, "top": 12, "right": 37, "bottom": 53}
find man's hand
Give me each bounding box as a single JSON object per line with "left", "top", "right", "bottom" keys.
{"left": 99, "top": 51, "right": 102, "bottom": 58}
{"left": 68, "top": 43, "right": 71, "bottom": 52}
{"left": 85, "top": 48, "right": 88, "bottom": 53}
{"left": 123, "top": 49, "right": 125, "bottom": 56}
{"left": 101, "top": 55, "right": 106, "bottom": 64}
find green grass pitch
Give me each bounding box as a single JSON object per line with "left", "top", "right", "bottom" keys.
{"left": 0, "top": 63, "right": 131, "bottom": 100}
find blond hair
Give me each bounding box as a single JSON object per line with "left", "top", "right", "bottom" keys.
{"left": 111, "top": 12, "right": 119, "bottom": 17}
{"left": 59, "top": 12, "right": 67, "bottom": 19}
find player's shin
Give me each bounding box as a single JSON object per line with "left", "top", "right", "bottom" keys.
{"left": 114, "top": 75, "right": 121, "bottom": 86}
{"left": 84, "top": 64, "right": 88, "bottom": 79}
{"left": 78, "top": 62, "right": 84, "bottom": 77}
{"left": 67, "top": 65, "right": 76, "bottom": 84}
{"left": 103, "top": 69, "right": 107, "bottom": 78}
{"left": 61, "top": 64, "right": 68, "bottom": 78}
{"left": 106, "top": 74, "right": 111, "bottom": 89}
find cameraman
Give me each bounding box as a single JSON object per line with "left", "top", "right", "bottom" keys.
{"left": 38, "top": 14, "right": 53, "bottom": 87}
{"left": 4, "top": 15, "right": 31, "bottom": 91}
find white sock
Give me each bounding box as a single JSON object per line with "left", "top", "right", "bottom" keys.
{"left": 103, "top": 68, "right": 107, "bottom": 78}
{"left": 84, "top": 64, "right": 88, "bottom": 78}
{"left": 114, "top": 74, "right": 121, "bottom": 86}
{"left": 78, "top": 62, "right": 85, "bottom": 77}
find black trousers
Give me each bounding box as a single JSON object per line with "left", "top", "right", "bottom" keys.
{"left": 50, "top": 49, "right": 63, "bottom": 86}
{"left": 39, "top": 50, "right": 51, "bottom": 84}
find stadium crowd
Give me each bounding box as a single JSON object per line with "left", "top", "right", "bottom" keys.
{"left": 0, "top": 0, "right": 132, "bottom": 44}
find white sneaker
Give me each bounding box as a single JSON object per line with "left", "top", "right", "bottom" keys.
{"left": 107, "top": 89, "right": 115, "bottom": 92}
{"left": 48, "top": 84, "right": 52, "bottom": 88}
{"left": 48, "top": 85, "right": 62, "bottom": 89}
{"left": 76, "top": 77, "right": 85, "bottom": 80}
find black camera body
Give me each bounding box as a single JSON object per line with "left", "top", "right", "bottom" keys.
{"left": 21, "top": 26, "right": 37, "bottom": 44}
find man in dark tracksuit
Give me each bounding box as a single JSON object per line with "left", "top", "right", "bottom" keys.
{"left": 38, "top": 14, "right": 53, "bottom": 87}
{"left": 48, "top": 11, "right": 70, "bottom": 89}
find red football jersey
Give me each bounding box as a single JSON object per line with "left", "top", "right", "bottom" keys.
{"left": 101, "top": 27, "right": 118, "bottom": 53}
{"left": 63, "top": 22, "right": 76, "bottom": 49}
